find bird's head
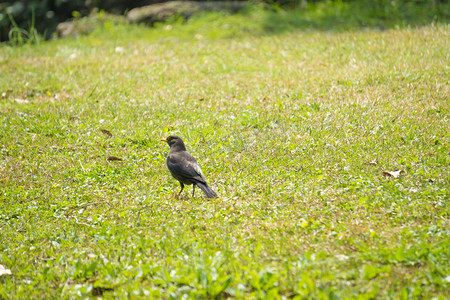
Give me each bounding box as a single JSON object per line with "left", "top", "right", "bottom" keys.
{"left": 162, "top": 135, "right": 186, "bottom": 149}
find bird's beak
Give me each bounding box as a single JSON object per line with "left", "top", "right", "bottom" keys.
{"left": 161, "top": 138, "right": 167, "bottom": 142}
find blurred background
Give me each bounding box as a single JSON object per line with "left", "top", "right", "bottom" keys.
{"left": 0, "top": 0, "right": 448, "bottom": 42}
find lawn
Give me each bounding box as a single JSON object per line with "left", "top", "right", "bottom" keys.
{"left": 0, "top": 5, "right": 449, "bottom": 299}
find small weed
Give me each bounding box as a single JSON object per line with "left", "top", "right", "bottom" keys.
{"left": 7, "top": 10, "right": 40, "bottom": 47}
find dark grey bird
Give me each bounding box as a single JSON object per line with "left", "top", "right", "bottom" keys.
{"left": 162, "top": 135, "right": 218, "bottom": 198}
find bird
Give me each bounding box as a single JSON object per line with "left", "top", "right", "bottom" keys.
{"left": 162, "top": 135, "right": 218, "bottom": 199}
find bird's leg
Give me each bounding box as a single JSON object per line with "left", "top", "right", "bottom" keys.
{"left": 178, "top": 182, "right": 184, "bottom": 198}
{"left": 192, "top": 184, "right": 195, "bottom": 197}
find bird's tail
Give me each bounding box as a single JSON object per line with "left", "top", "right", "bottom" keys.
{"left": 196, "top": 182, "right": 218, "bottom": 198}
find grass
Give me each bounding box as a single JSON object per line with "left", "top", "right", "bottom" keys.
{"left": 0, "top": 5, "right": 449, "bottom": 299}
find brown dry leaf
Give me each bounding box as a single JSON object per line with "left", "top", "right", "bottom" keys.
{"left": 383, "top": 170, "right": 403, "bottom": 178}
{"left": 100, "top": 129, "right": 113, "bottom": 137}
{"left": 107, "top": 156, "right": 122, "bottom": 161}
{"left": 14, "top": 98, "right": 29, "bottom": 104}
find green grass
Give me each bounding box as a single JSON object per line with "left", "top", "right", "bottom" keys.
{"left": 0, "top": 6, "right": 449, "bottom": 299}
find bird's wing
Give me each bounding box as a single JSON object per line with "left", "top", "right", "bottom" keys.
{"left": 167, "top": 152, "right": 207, "bottom": 183}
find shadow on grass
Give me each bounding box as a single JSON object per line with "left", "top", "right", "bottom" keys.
{"left": 259, "top": 1, "right": 449, "bottom": 33}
